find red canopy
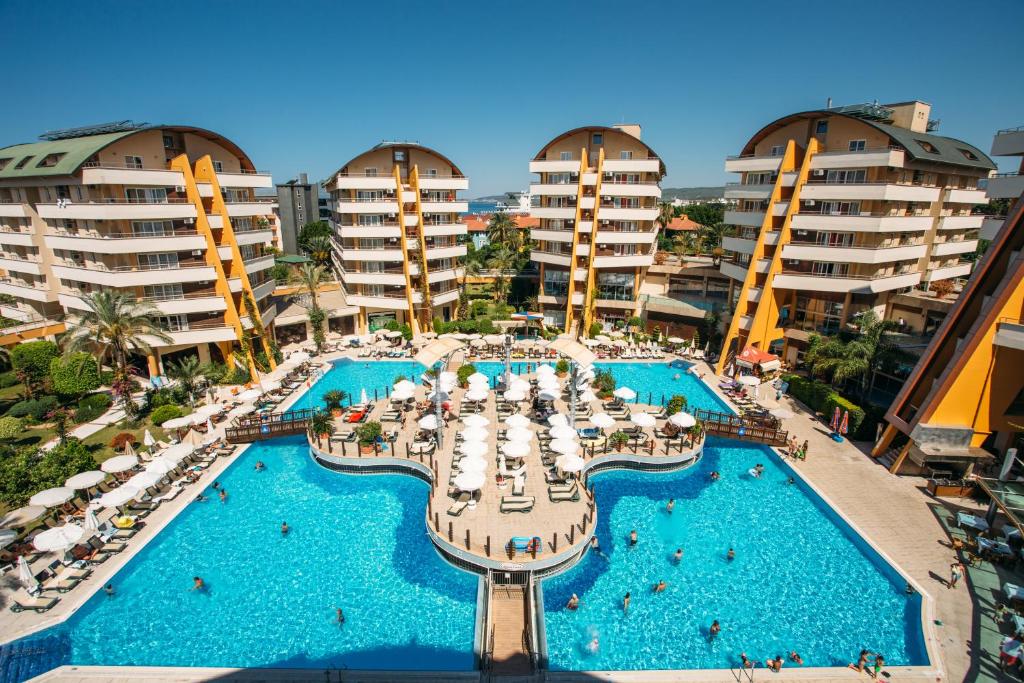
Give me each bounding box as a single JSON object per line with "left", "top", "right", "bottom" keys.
{"left": 736, "top": 346, "right": 779, "bottom": 369}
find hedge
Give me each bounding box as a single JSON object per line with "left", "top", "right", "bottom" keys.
{"left": 782, "top": 373, "right": 866, "bottom": 437}
{"left": 150, "top": 404, "right": 183, "bottom": 426}
{"left": 74, "top": 393, "right": 112, "bottom": 424}
{"left": 11, "top": 340, "right": 59, "bottom": 385}
{"left": 50, "top": 353, "right": 101, "bottom": 398}
{"left": 9, "top": 396, "right": 59, "bottom": 421}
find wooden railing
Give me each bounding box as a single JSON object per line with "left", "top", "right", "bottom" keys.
{"left": 224, "top": 408, "right": 316, "bottom": 443}
{"left": 693, "top": 408, "right": 789, "bottom": 446}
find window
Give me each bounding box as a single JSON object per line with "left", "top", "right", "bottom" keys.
{"left": 816, "top": 201, "right": 860, "bottom": 215}
{"left": 144, "top": 284, "right": 183, "bottom": 301}
{"left": 0, "top": 158, "right": 11, "bottom": 170}
{"left": 811, "top": 262, "right": 849, "bottom": 276}
{"left": 356, "top": 190, "right": 383, "bottom": 200}
{"left": 364, "top": 167, "right": 378, "bottom": 177}
{"left": 619, "top": 150, "right": 632, "bottom": 160}
{"left": 162, "top": 134, "right": 175, "bottom": 149}
{"left": 814, "top": 231, "right": 854, "bottom": 247}
{"left": 958, "top": 148, "right": 979, "bottom": 161}
{"left": 37, "top": 153, "right": 65, "bottom": 168}
{"left": 233, "top": 217, "right": 253, "bottom": 231}
{"left": 158, "top": 315, "right": 188, "bottom": 331}
{"left": 125, "top": 187, "right": 168, "bottom": 203}
{"left": 132, "top": 220, "right": 174, "bottom": 236}
{"left": 364, "top": 284, "right": 384, "bottom": 297}
{"left": 212, "top": 160, "right": 224, "bottom": 172}
{"left": 124, "top": 155, "right": 143, "bottom": 169}
{"left": 393, "top": 151, "right": 406, "bottom": 162}
{"left": 359, "top": 238, "right": 385, "bottom": 249}
{"left": 139, "top": 253, "right": 179, "bottom": 270}
{"left": 770, "top": 145, "right": 784, "bottom": 157}
{"left": 559, "top": 151, "right": 572, "bottom": 161}
{"left": 592, "top": 133, "right": 603, "bottom": 145}
{"left": 543, "top": 269, "right": 570, "bottom": 296}
{"left": 238, "top": 244, "right": 256, "bottom": 260}
{"left": 14, "top": 156, "right": 33, "bottom": 170}
{"left": 424, "top": 168, "right": 437, "bottom": 177}
{"left": 848, "top": 140, "right": 866, "bottom": 152}
{"left": 358, "top": 215, "right": 383, "bottom": 226}
{"left": 915, "top": 140, "right": 939, "bottom": 154}
{"left": 612, "top": 243, "right": 637, "bottom": 256}
{"left": 597, "top": 272, "right": 634, "bottom": 301}
{"left": 825, "top": 169, "right": 866, "bottom": 184}
{"left": 815, "top": 120, "right": 829, "bottom": 134}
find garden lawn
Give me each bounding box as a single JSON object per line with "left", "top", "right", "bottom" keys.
{"left": 80, "top": 422, "right": 170, "bottom": 465}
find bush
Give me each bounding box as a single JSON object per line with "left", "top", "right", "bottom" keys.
{"left": 150, "top": 404, "right": 182, "bottom": 426}
{"left": 666, "top": 395, "right": 688, "bottom": 416}
{"left": 148, "top": 388, "right": 178, "bottom": 410}
{"left": 782, "top": 373, "right": 866, "bottom": 437}
{"left": 199, "top": 362, "right": 228, "bottom": 384}
{"left": 356, "top": 420, "right": 383, "bottom": 446}
{"left": 50, "top": 353, "right": 101, "bottom": 399}
{"left": 11, "top": 340, "right": 58, "bottom": 386}
{"left": 99, "top": 370, "right": 114, "bottom": 386}
{"left": 555, "top": 359, "right": 569, "bottom": 374}
{"left": 588, "top": 322, "right": 602, "bottom": 338}
{"left": 74, "top": 393, "right": 112, "bottom": 424}
{"left": 457, "top": 364, "right": 477, "bottom": 386}
{"left": 0, "top": 416, "right": 22, "bottom": 440}
{"left": 593, "top": 369, "right": 616, "bottom": 397}
{"left": 0, "top": 371, "right": 18, "bottom": 389}
{"left": 9, "top": 396, "right": 59, "bottom": 421}
{"left": 109, "top": 432, "right": 137, "bottom": 449}
{"left": 224, "top": 367, "right": 251, "bottom": 385}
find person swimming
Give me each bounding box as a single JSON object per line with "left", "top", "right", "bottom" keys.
{"left": 623, "top": 592, "right": 631, "bottom": 613}
{"left": 281, "top": 521, "right": 289, "bottom": 535}
{"left": 727, "top": 548, "right": 735, "bottom": 561}
{"left": 710, "top": 471, "right": 721, "bottom": 481}
{"left": 673, "top": 373, "right": 681, "bottom": 380}
{"left": 629, "top": 529, "right": 638, "bottom": 546}
{"left": 709, "top": 620, "right": 721, "bottom": 640}
{"left": 653, "top": 580, "right": 667, "bottom": 593}
{"left": 566, "top": 593, "right": 579, "bottom": 610}
{"left": 673, "top": 548, "right": 683, "bottom": 564}
{"left": 586, "top": 635, "right": 599, "bottom": 654}
{"left": 255, "top": 461, "right": 265, "bottom": 471}
{"left": 789, "top": 651, "right": 804, "bottom": 665}
{"left": 191, "top": 576, "right": 206, "bottom": 592}
{"left": 666, "top": 498, "right": 675, "bottom": 514}
{"left": 336, "top": 607, "right": 345, "bottom": 625}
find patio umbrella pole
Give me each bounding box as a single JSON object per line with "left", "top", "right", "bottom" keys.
{"left": 570, "top": 361, "right": 577, "bottom": 426}
{"left": 434, "top": 359, "right": 445, "bottom": 449}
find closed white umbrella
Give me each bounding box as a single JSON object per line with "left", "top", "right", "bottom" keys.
{"left": 538, "top": 388, "right": 559, "bottom": 401}
{"left": 65, "top": 471, "right": 105, "bottom": 490}
{"left": 0, "top": 505, "right": 47, "bottom": 528}
{"left": 0, "top": 528, "right": 17, "bottom": 548}
{"left": 669, "top": 412, "right": 696, "bottom": 428}
{"left": 631, "top": 413, "right": 656, "bottom": 427}
{"left": 30, "top": 487, "right": 75, "bottom": 508}
{"left": 505, "top": 414, "right": 530, "bottom": 428}
{"left": 549, "top": 439, "right": 579, "bottom": 455}
{"left": 462, "top": 414, "right": 490, "bottom": 428}
{"left": 195, "top": 403, "right": 224, "bottom": 417}
{"left": 18, "top": 556, "right": 37, "bottom": 593}
{"left": 613, "top": 386, "right": 637, "bottom": 400}
{"left": 458, "top": 441, "right": 488, "bottom": 458}
{"left": 505, "top": 427, "right": 534, "bottom": 443}
{"left": 549, "top": 425, "right": 578, "bottom": 441}
{"left": 547, "top": 414, "right": 569, "bottom": 427}
{"left": 418, "top": 415, "right": 440, "bottom": 430}
{"left": 161, "top": 415, "right": 195, "bottom": 429}
{"left": 555, "top": 454, "right": 585, "bottom": 472}
{"left": 459, "top": 427, "right": 489, "bottom": 443}
{"left": 737, "top": 375, "right": 761, "bottom": 387}
{"left": 127, "top": 471, "right": 164, "bottom": 490}
{"left": 143, "top": 429, "right": 157, "bottom": 447}
{"left": 465, "top": 388, "right": 489, "bottom": 402}
{"left": 97, "top": 485, "right": 140, "bottom": 509}
{"left": 590, "top": 413, "right": 616, "bottom": 429}
{"left": 503, "top": 389, "right": 527, "bottom": 402}
{"left": 146, "top": 458, "right": 178, "bottom": 475}
{"left": 770, "top": 407, "right": 795, "bottom": 419}
{"left": 457, "top": 456, "right": 488, "bottom": 473}
{"left": 237, "top": 389, "right": 263, "bottom": 402}
{"left": 453, "top": 470, "right": 485, "bottom": 491}
{"left": 501, "top": 441, "right": 530, "bottom": 458}
{"left": 33, "top": 523, "right": 87, "bottom": 552}
{"left": 82, "top": 507, "right": 100, "bottom": 533}
{"left": 360, "top": 388, "right": 369, "bottom": 405}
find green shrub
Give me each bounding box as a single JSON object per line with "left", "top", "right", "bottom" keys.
{"left": 782, "top": 373, "right": 866, "bottom": 437}
{"left": 476, "top": 318, "right": 497, "bottom": 334}
{"left": 588, "top": 322, "right": 602, "bottom": 338}
{"left": 199, "top": 362, "right": 228, "bottom": 384}
{"left": 99, "top": 370, "right": 114, "bottom": 386}
{"left": 457, "top": 364, "right": 477, "bottom": 386}
{"left": 9, "top": 396, "right": 59, "bottom": 421}
{"left": 0, "top": 371, "right": 18, "bottom": 389}
{"left": 150, "top": 404, "right": 182, "bottom": 426}
{"left": 592, "top": 369, "right": 616, "bottom": 397}
{"left": 356, "top": 420, "right": 382, "bottom": 446}
{"left": 0, "top": 416, "right": 22, "bottom": 440}
{"left": 555, "top": 359, "right": 569, "bottom": 374}
{"left": 148, "top": 388, "right": 178, "bottom": 410}
{"left": 11, "top": 340, "right": 58, "bottom": 386}
{"left": 49, "top": 353, "right": 101, "bottom": 399}
{"left": 666, "top": 395, "right": 688, "bottom": 416}
{"left": 224, "top": 367, "right": 251, "bottom": 385}
{"left": 74, "top": 393, "right": 112, "bottom": 423}
{"left": 470, "top": 300, "right": 489, "bottom": 317}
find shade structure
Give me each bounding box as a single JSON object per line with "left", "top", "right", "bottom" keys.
{"left": 228, "top": 404, "right": 256, "bottom": 418}
{"left": 0, "top": 505, "right": 47, "bottom": 528}
{"left": 462, "top": 414, "right": 490, "bottom": 428}
{"left": 195, "top": 403, "right": 224, "bottom": 417}
{"left": 0, "top": 528, "right": 18, "bottom": 548}
{"left": 161, "top": 415, "right": 195, "bottom": 429}
{"left": 547, "top": 414, "right": 569, "bottom": 427}
{"left": 459, "top": 427, "right": 489, "bottom": 443}
{"left": 97, "top": 485, "right": 141, "bottom": 509}
{"left": 500, "top": 441, "right": 531, "bottom": 458}
{"left": 508, "top": 379, "right": 530, "bottom": 393}
{"left": 465, "top": 388, "right": 489, "bottom": 402}
{"left": 503, "top": 389, "right": 527, "bottom": 402}
{"left": 468, "top": 377, "right": 490, "bottom": 390}
{"left": 613, "top": 386, "right": 637, "bottom": 400}
{"left": 30, "top": 487, "right": 75, "bottom": 508}
{"left": 33, "top": 523, "right": 87, "bottom": 552}
{"left": 458, "top": 441, "right": 488, "bottom": 458}
{"left": 145, "top": 458, "right": 178, "bottom": 475}
{"left": 18, "top": 556, "right": 38, "bottom": 592}
{"left": 414, "top": 338, "right": 464, "bottom": 367}
{"left": 439, "top": 371, "right": 458, "bottom": 384}
{"left": 143, "top": 429, "right": 157, "bottom": 447}
{"left": 609, "top": 330, "right": 625, "bottom": 338}
{"left": 505, "top": 414, "right": 530, "bottom": 428}
{"left": 505, "top": 427, "right": 534, "bottom": 443}
{"left": 483, "top": 334, "right": 505, "bottom": 346}
{"left": 536, "top": 364, "right": 555, "bottom": 375}
{"left": 578, "top": 390, "right": 597, "bottom": 402}
{"left": 391, "top": 388, "right": 414, "bottom": 401}
{"left": 160, "top": 443, "right": 195, "bottom": 464}
{"left": 260, "top": 379, "right": 282, "bottom": 393}
{"left": 289, "top": 351, "right": 311, "bottom": 363}
{"left": 737, "top": 375, "right": 761, "bottom": 387}
{"left": 612, "top": 339, "right": 627, "bottom": 348}
{"left": 418, "top": 415, "right": 440, "bottom": 430}
{"left": 590, "top": 413, "right": 616, "bottom": 429}
{"left": 555, "top": 454, "right": 585, "bottom": 472}
{"left": 595, "top": 335, "right": 611, "bottom": 343}
{"left": 549, "top": 425, "right": 578, "bottom": 441}
{"left": 384, "top": 330, "right": 403, "bottom": 339}
{"left": 549, "top": 439, "right": 579, "bottom": 455}
{"left": 237, "top": 389, "right": 264, "bottom": 402}
{"left": 65, "top": 471, "right": 106, "bottom": 490}
{"left": 669, "top": 412, "right": 696, "bottom": 428}
{"left": 427, "top": 389, "right": 450, "bottom": 402}
{"left": 453, "top": 470, "right": 485, "bottom": 491}
{"left": 769, "top": 407, "right": 795, "bottom": 419}
{"left": 545, "top": 336, "right": 597, "bottom": 365}
{"left": 630, "top": 413, "right": 656, "bottom": 427}
{"left": 393, "top": 379, "right": 416, "bottom": 393}
{"left": 127, "top": 471, "right": 164, "bottom": 489}
{"left": 457, "top": 456, "right": 488, "bottom": 473}
{"left": 582, "top": 339, "right": 601, "bottom": 347}
{"left": 181, "top": 428, "right": 205, "bottom": 447}
{"left": 538, "top": 389, "right": 560, "bottom": 402}
{"left": 537, "top": 378, "right": 560, "bottom": 392}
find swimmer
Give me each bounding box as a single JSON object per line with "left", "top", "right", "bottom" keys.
{"left": 212, "top": 481, "right": 220, "bottom": 490}
{"left": 709, "top": 620, "right": 721, "bottom": 640}
{"left": 623, "top": 591, "right": 631, "bottom": 613}
{"left": 673, "top": 373, "right": 681, "bottom": 380}
{"left": 766, "top": 655, "right": 783, "bottom": 672}
{"left": 586, "top": 636, "right": 599, "bottom": 654}
{"left": 673, "top": 548, "right": 683, "bottom": 564}
{"left": 727, "top": 548, "right": 735, "bottom": 561}
{"left": 336, "top": 607, "right": 345, "bottom": 625}
{"left": 281, "top": 521, "right": 289, "bottom": 535}
{"left": 191, "top": 576, "right": 205, "bottom": 592}
{"left": 255, "top": 461, "right": 265, "bottom": 471}
{"left": 629, "top": 529, "right": 638, "bottom": 546}
{"left": 710, "top": 471, "right": 720, "bottom": 481}
{"left": 789, "top": 651, "right": 804, "bottom": 665}
{"left": 740, "top": 652, "right": 756, "bottom": 669}
{"left": 103, "top": 584, "right": 114, "bottom": 597}
{"left": 666, "top": 498, "right": 675, "bottom": 514}
{"left": 653, "top": 580, "right": 667, "bottom": 593}
{"left": 194, "top": 494, "right": 208, "bottom": 503}
{"left": 218, "top": 489, "right": 227, "bottom": 503}
{"left": 566, "top": 593, "right": 579, "bottom": 610}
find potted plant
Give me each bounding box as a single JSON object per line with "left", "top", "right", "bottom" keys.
{"left": 323, "top": 390, "right": 347, "bottom": 417}
{"left": 687, "top": 421, "right": 703, "bottom": 447}
{"left": 309, "top": 410, "right": 334, "bottom": 448}
{"left": 456, "top": 364, "right": 477, "bottom": 388}
{"left": 666, "top": 395, "right": 687, "bottom": 416}
{"left": 610, "top": 431, "right": 630, "bottom": 452}
{"left": 356, "top": 420, "right": 383, "bottom": 454}
{"left": 555, "top": 359, "right": 569, "bottom": 377}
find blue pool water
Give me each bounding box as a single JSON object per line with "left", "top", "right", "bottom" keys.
{"left": 4, "top": 437, "right": 477, "bottom": 679}
{"left": 292, "top": 358, "right": 425, "bottom": 410}
{"left": 541, "top": 440, "right": 926, "bottom": 671}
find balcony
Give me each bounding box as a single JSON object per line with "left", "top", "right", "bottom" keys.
{"left": 426, "top": 267, "right": 463, "bottom": 284}
{"left": 936, "top": 214, "right": 983, "bottom": 231}
{"left": 0, "top": 229, "right": 35, "bottom": 247}
{"left": 529, "top": 159, "right": 581, "bottom": 173}
{"left": 251, "top": 278, "right": 277, "bottom": 302}
{"left": 337, "top": 247, "right": 405, "bottom": 262}
{"left": 531, "top": 249, "right": 572, "bottom": 267}
{"left": 44, "top": 230, "right": 206, "bottom": 254}
{"left": 216, "top": 171, "right": 273, "bottom": 189}
{"left": 532, "top": 206, "right": 576, "bottom": 220}
{"left": 532, "top": 229, "right": 574, "bottom": 243}
{"left": 422, "top": 222, "right": 467, "bottom": 238}
{"left": 61, "top": 291, "right": 227, "bottom": 316}
{"left": 596, "top": 206, "right": 658, "bottom": 221}
{"left": 772, "top": 270, "right": 922, "bottom": 293}
{"left": 342, "top": 269, "right": 408, "bottom": 286}
{"left": 333, "top": 198, "right": 401, "bottom": 214}
{"left": 724, "top": 183, "right": 773, "bottom": 200}
{"left": 80, "top": 165, "right": 185, "bottom": 186}
{"left": 601, "top": 158, "right": 662, "bottom": 173}
{"left": 420, "top": 200, "right": 468, "bottom": 213}
{"left": 930, "top": 239, "right": 978, "bottom": 257}
{"left": 719, "top": 260, "right": 749, "bottom": 282}
{"left": 530, "top": 183, "right": 578, "bottom": 197}
{"left": 981, "top": 216, "right": 1006, "bottom": 240}
{"left": 243, "top": 254, "right": 275, "bottom": 274}
{"left": 924, "top": 262, "right": 972, "bottom": 282}
{"left": 593, "top": 229, "right": 657, "bottom": 245}
{"left": 791, "top": 212, "right": 933, "bottom": 234}
{"left": 224, "top": 200, "right": 277, "bottom": 217}
{"left": 0, "top": 278, "right": 53, "bottom": 302}
{"left": 0, "top": 202, "right": 30, "bottom": 218}
{"left": 0, "top": 256, "right": 43, "bottom": 276}
{"left": 422, "top": 244, "right": 466, "bottom": 260}
{"left": 337, "top": 224, "right": 402, "bottom": 239}
{"left": 992, "top": 127, "right": 1024, "bottom": 157}
{"left": 51, "top": 263, "right": 218, "bottom": 288}
{"left": 432, "top": 288, "right": 460, "bottom": 306}
{"left": 592, "top": 252, "right": 653, "bottom": 268}
{"left": 724, "top": 210, "right": 767, "bottom": 228}
{"left": 994, "top": 319, "right": 1024, "bottom": 351}
{"left": 780, "top": 242, "right": 927, "bottom": 264}
{"left": 346, "top": 291, "right": 412, "bottom": 309}
{"left": 809, "top": 147, "right": 905, "bottom": 170}
{"left": 333, "top": 174, "right": 400, "bottom": 191}
{"left": 158, "top": 325, "right": 239, "bottom": 346}
{"left": 722, "top": 236, "right": 757, "bottom": 255}
{"left": 417, "top": 176, "right": 469, "bottom": 191}
{"left": 724, "top": 154, "right": 783, "bottom": 173}
{"left": 234, "top": 228, "right": 275, "bottom": 246}
{"left": 985, "top": 173, "right": 1024, "bottom": 200}
{"left": 597, "top": 180, "right": 661, "bottom": 197}
{"left": 800, "top": 182, "right": 940, "bottom": 202}
{"left": 946, "top": 188, "right": 987, "bottom": 204}
{"left": 37, "top": 199, "right": 198, "bottom": 221}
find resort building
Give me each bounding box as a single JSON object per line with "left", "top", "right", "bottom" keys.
{"left": 323, "top": 142, "right": 469, "bottom": 334}
{"left": 274, "top": 172, "right": 329, "bottom": 254}
{"left": 872, "top": 126, "right": 1024, "bottom": 475}
{"left": 982, "top": 125, "right": 1024, "bottom": 239}
{"left": 714, "top": 101, "right": 994, "bottom": 374}
{"left": 529, "top": 125, "right": 666, "bottom": 333}
{"left": 0, "top": 121, "right": 278, "bottom": 376}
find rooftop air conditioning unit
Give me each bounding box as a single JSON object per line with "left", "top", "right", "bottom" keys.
{"left": 812, "top": 169, "right": 825, "bottom": 176}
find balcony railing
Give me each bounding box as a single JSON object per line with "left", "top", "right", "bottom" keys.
{"left": 0, "top": 277, "right": 47, "bottom": 290}
{"left": 60, "top": 261, "right": 210, "bottom": 273}
{"left": 803, "top": 179, "right": 937, "bottom": 188}
{"left": 52, "top": 229, "right": 201, "bottom": 239}
{"left": 779, "top": 268, "right": 918, "bottom": 281}
{"left": 812, "top": 145, "right": 903, "bottom": 157}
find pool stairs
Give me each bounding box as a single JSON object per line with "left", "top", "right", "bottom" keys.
{"left": 482, "top": 570, "right": 539, "bottom": 678}
{"left": 693, "top": 408, "right": 789, "bottom": 447}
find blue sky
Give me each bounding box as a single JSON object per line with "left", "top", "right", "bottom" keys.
{"left": 1, "top": 1, "right": 1021, "bottom": 196}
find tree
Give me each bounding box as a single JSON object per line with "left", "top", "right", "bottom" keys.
{"left": 487, "top": 213, "right": 521, "bottom": 254}
{"left": 487, "top": 247, "right": 517, "bottom": 304}
{"left": 48, "top": 408, "right": 72, "bottom": 445}
{"left": 304, "top": 234, "right": 333, "bottom": 266}
{"left": 168, "top": 356, "right": 204, "bottom": 406}
{"left": 929, "top": 279, "right": 956, "bottom": 299}
{"left": 323, "top": 390, "right": 347, "bottom": 412}
{"left": 457, "top": 260, "right": 481, "bottom": 319}
{"left": 0, "top": 416, "right": 21, "bottom": 440}
{"left": 683, "top": 203, "right": 725, "bottom": 229}
{"left": 291, "top": 263, "right": 330, "bottom": 353}
{"left": 803, "top": 311, "right": 907, "bottom": 402}
{"left": 656, "top": 201, "right": 675, "bottom": 232}
{"left": 698, "top": 222, "right": 726, "bottom": 257}
{"left": 309, "top": 410, "right": 334, "bottom": 447}
{"left": 12, "top": 340, "right": 58, "bottom": 391}
{"left": 63, "top": 291, "right": 171, "bottom": 416}
{"left": 297, "top": 221, "right": 332, "bottom": 253}
{"left": 49, "top": 352, "right": 100, "bottom": 399}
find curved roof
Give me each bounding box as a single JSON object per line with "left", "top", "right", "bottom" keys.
{"left": 741, "top": 111, "right": 994, "bottom": 171}
{"left": 0, "top": 125, "right": 256, "bottom": 179}
{"left": 533, "top": 125, "right": 666, "bottom": 175}
{"left": 324, "top": 141, "right": 464, "bottom": 185}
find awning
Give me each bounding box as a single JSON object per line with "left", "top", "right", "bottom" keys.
{"left": 414, "top": 338, "right": 464, "bottom": 367}
{"left": 735, "top": 345, "right": 779, "bottom": 370}
{"left": 760, "top": 359, "right": 782, "bottom": 372}
{"left": 545, "top": 336, "right": 597, "bottom": 366}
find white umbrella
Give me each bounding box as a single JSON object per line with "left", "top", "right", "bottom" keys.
{"left": 463, "top": 414, "right": 490, "bottom": 428}
{"left": 161, "top": 415, "right": 196, "bottom": 429}
{"left": 237, "top": 389, "right": 263, "bottom": 402}
{"left": 160, "top": 443, "right": 195, "bottom": 463}
{"left": 555, "top": 454, "right": 585, "bottom": 472}
{"left": 613, "top": 386, "right": 637, "bottom": 400}
{"left": 289, "top": 351, "right": 311, "bottom": 363}
{"left": 770, "top": 407, "right": 795, "bottom": 419}
{"left": 466, "top": 372, "right": 489, "bottom": 385}
{"left": 509, "top": 379, "right": 530, "bottom": 393}
{"left": 549, "top": 439, "right": 579, "bottom": 455}
{"left": 610, "top": 330, "right": 625, "bottom": 338}
{"left": 547, "top": 414, "right": 569, "bottom": 427}
{"left": 549, "top": 425, "right": 578, "bottom": 441}
{"left": 0, "top": 529, "right": 17, "bottom": 548}
{"left": 451, "top": 333, "right": 469, "bottom": 341}
{"left": 458, "top": 441, "right": 488, "bottom": 458}
{"left": 537, "top": 377, "right": 560, "bottom": 390}
{"left": 459, "top": 427, "right": 489, "bottom": 443}
{"left": 578, "top": 389, "right": 597, "bottom": 402}
{"left": 127, "top": 471, "right": 165, "bottom": 490}
{"left": 484, "top": 334, "right": 505, "bottom": 345}
{"left": 122, "top": 441, "right": 137, "bottom": 457}
{"left": 228, "top": 404, "right": 256, "bottom": 418}
{"left": 667, "top": 336, "right": 684, "bottom": 344}
{"left": 631, "top": 413, "right": 656, "bottom": 427}
{"left": 669, "top": 412, "right": 696, "bottom": 428}
{"left": 391, "top": 388, "right": 414, "bottom": 401}
{"left": 65, "top": 471, "right": 105, "bottom": 490}
{"left": 457, "top": 456, "right": 488, "bottom": 473}
{"left": 181, "top": 428, "right": 205, "bottom": 447}
{"left": 385, "top": 330, "right": 403, "bottom": 339}
{"left": 97, "top": 485, "right": 140, "bottom": 509}
{"left": 465, "top": 388, "right": 489, "bottom": 402}
{"left": 469, "top": 338, "right": 487, "bottom": 348}
{"left": 260, "top": 379, "right": 282, "bottom": 392}
{"left": 30, "top": 487, "right": 75, "bottom": 508}
{"left": 465, "top": 333, "right": 482, "bottom": 340}
{"left": 427, "top": 389, "right": 450, "bottom": 402}
{"left": 503, "top": 389, "right": 527, "bottom": 402}
{"left": 738, "top": 375, "right": 761, "bottom": 387}
{"left": 195, "top": 403, "right": 224, "bottom": 417}
{"left": 418, "top": 415, "right": 440, "bottom": 430}
{"left": 82, "top": 508, "right": 100, "bottom": 533}
{"left": 205, "top": 417, "right": 216, "bottom": 435}
{"left": 506, "top": 414, "right": 530, "bottom": 428}
{"left": 360, "top": 388, "right": 369, "bottom": 405}
{"left": 501, "top": 441, "right": 530, "bottom": 458}
{"left": 394, "top": 379, "right": 416, "bottom": 393}
{"left": 536, "top": 363, "right": 555, "bottom": 374}
{"left": 0, "top": 505, "right": 47, "bottom": 528}
{"left": 143, "top": 429, "right": 157, "bottom": 447}
{"left": 18, "top": 556, "right": 37, "bottom": 593}
{"left": 595, "top": 334, "right": 611, "bottom": 343}
{"left": 505, "top": 427, "right": 534, "bottom": 443}
{"left": 538, "top": 388, "right": 559, "bottom": 401}
{"left": 33, "top": 523, "right": 87, "bottom": 552}
{"left": 453, "top": 470, "right": 485, "bottom": 491}
{"left": 590, "top": 413, "right": 616, "bottom": 429}
{"left": 439, "top": 371, "right": 458, "bottom": 384}
{"left": 146, "top": 458, "right": 178, "bottom": 475}
{"left": 582, "top": 338, "right": 601, "bottom": 347}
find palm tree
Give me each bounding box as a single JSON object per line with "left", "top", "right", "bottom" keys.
{"left": 698, "top": 222, "right": 726, "bottom": 257}
{"left": 304, "top": 234, "right": 333, "bottom": 267}
{"left": 457, "top": 260, "right": 481, "bottom": 319}
{"left": 309, "top": 410, "right": 335, "bottom": 449}
{"left": 487, "top": 213, "right": 521, "bottom": 253}
{"left": 804, "top": 311, "right": 906, "bottom": 401}
{"left": 487, "top": 247, "right": 517, "bottom": 304}
{"left": 291, "top": 263, "right": 330, "bottom": 352}
{"left": 656, "top": 201, "right": 676, "bottom": 232}
{"left": 168, "top": 356, "right": 204, "bottom": 406}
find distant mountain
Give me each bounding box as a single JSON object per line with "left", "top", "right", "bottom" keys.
{"left": 661, "top": 187, "right": 725, "bottom": 201}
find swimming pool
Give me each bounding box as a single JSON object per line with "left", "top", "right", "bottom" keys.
{"left": 292, "top": 358, "right": 425, "bottom": 411}
{"left": 541, "top": 441, "right": 927, "bottom": 671}
{"left": 3, "top": 436, "right": 477, "bottom": 680}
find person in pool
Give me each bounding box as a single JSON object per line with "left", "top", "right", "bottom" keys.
{"left": 566, "top": 593, "right": 579, "bottom": 610}
{"left": 103, "top": 584, "right": 114, "bottom": 597}
{"left": 281, "top": 521, "right": 289, "bottom": 535}
{"left": 740, "top": 653, "right": 756, "bottom": 669}
{"left": 727, "top": 548, "right": 736, "bottom": 561}
{"left": 789, "top": 651, "right": 804, "bottom": 665}
{"left": 254, "top": 461, "right": 265, "bottom": 471}
{"left": 218, "top": 489, "right": 227, "bottom": 503}
{"left": 336, "top": 608, "right": 345, "bottom": 625}
{"left": 191, "top": 576, "right": 205, "bottom": 592}
{"left": 194, "top": 494, "right": 208, "bottom": 503}
{"left": 673, "top": 548, "right": 684, "bottom": 564}
{"left": 709, "top": 620, "right": 721, "bottom": 640}
{"left": 666, "top": 498, "right": 675, "bottom": 514}
{"left": 629, "top": 530, "right": 638, "bottom": 546}
{"left": 623, "top": 592, "right": 631, "bottom": 613}
{"left": 586, "top": 635, "right": 599, "bottom": 654}
{"left": 710, "top": 471, "right": 721, "bottom": 482}
{"left": 766, "top": 655, "right": 783, "bottom": 672}
{"left": 653, "top": 580, "right": 667, "bottom": 593}
{"left": 849, "top": 649, "right": 870, "bottom": 672}
{"left": 871, "top": 654, "right": 885, "bottom": 679}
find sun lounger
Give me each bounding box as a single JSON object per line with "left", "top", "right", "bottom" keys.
{"left": 447, "top": 500, "right": 468, "bottom": 516}
{"left": 9, "top": 591, "right": 59, "bottom": 613}
{"left": 151, "top": 486, "right": 183, "bottom": 504}
{"left": 42, "top": 571, "right": 83, "bottom": 593}
{"left": 512, "top": 476, "right": 525, "bottom": 496}
{"left": 549, "top": 484, "right": 579, "bottom": 502}
{"left": 1004, "top": 582, "right": 1024, "bottom": 603}
{"left": 500, "top": 496, "right": 535, "bottom": 513}
{"left": 548, "top": 481, "right": 576, "bottom": 494}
